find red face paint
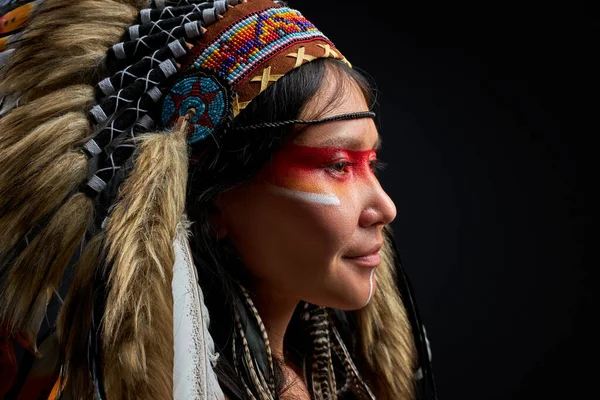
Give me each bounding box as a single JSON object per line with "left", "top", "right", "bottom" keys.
{"left": 260, "top": 144, "right": 378, "bottom": 205}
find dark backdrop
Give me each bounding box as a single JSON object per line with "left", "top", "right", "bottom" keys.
{"left": 299, "top": 2, "right": 592, "bottom": 399}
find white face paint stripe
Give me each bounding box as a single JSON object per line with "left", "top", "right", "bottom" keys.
{"left": 362, "top": 268, "right": 376, "bottom": 308}
{"left": 268, "top": 185, "right": 341, "bottom": 206}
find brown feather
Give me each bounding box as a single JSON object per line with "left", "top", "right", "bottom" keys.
{"left": 101, "top": 130, "right": 188, "bottom": 399}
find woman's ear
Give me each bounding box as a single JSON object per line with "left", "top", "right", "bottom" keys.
{"left": 210, "top": 194, "right": 229, "bottom": 239}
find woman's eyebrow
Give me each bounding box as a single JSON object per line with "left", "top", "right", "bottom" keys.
{"left": 374, "top": 136, "right": 382, "bottom": 150}
{"left": 312, "top": 135, "right": 382, "bottom": 150}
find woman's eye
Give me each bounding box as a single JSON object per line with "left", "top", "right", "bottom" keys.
{"left": 328, "top": 161, "right": 355, "bottom": 173}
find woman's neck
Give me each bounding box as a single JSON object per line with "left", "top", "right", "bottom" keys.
{"left": 247, "top": 281, "right": 299, "bottom": 360}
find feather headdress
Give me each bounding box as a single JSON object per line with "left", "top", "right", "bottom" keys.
{"left": 0, "top": 0, "right": 436, "bottom": 398}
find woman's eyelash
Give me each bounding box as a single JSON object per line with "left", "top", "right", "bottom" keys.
{"left": 326, "top": 160, "right": 387, "bottom": 175}
{"left": 328, "top": 161, "right": 357, "bottom": 172}
{"left": 370, "top": 159, "right": 387, "bottom": 175}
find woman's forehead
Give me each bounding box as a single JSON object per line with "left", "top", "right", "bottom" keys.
{"left": 292, "top": 117, "right": 380, "bottom": 151}
{"left": 300, "top": 66, "right": 370, "bottom": 119}
{"left": 292, "top": 71, "right": 379, "bottom": 150}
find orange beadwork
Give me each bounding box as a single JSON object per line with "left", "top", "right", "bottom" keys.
{"left": 191, "top": 6, "right": 334, "bottom": 85}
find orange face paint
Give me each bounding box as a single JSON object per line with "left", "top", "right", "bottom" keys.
{"left": 260, "top": 144, "right": 378, "bottom": 205}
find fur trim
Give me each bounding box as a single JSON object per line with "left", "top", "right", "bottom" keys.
{"left": 356, "top": 227, "right": 417, "bottom": 400}
{"left": 101, "top": 130, "right": 188, "bottom": 399}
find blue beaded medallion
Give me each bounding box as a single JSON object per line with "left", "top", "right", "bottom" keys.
{"left": 161, "top": 70, "right": 233, "bottom": 144}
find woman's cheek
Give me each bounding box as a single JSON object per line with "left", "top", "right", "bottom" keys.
{"left": 269, "top": 169, "right": 359, "bottom": 247}
{"left": 264, "top": 166, "right": 348, "bottom": 207}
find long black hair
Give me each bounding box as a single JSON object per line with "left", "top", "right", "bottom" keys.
{"left": 186, "top": 57, "right": 377, "bottom": 399}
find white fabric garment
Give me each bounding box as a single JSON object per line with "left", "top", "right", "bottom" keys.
{"left": 172, "top": 221, "right": 225, "bottom": 400}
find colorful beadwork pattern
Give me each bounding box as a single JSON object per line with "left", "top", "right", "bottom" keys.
{"left": 161, "top": 70, "right": 232, "bottom": 144}
{"left": 192, "top": 7, "right": 333, "bottom": 86}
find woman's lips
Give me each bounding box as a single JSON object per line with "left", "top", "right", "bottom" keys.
{"left": 343, "top": 251, "right": 381, "bottom": 268}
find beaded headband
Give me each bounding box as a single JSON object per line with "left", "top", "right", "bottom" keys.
{"left": 160, "top": 0, "right": 353, "bottom": 143}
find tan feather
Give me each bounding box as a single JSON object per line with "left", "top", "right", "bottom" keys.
{"left": 101, "top": 130, "right": 188, "bottom": 399}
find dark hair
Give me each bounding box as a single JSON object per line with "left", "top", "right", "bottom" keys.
{"left": 186, "top": 57, "right": 376, "bottom": 399}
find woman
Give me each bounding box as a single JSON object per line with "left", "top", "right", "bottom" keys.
{"left": 0, "top": 0, "right": 435, "bottom": 399}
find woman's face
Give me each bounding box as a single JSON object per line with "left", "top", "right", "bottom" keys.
{"left": 215, "top": 74, "right": 396, "bottom": 310}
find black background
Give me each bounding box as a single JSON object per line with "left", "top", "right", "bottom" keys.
{"left": 299, "top": 2, "right": 592, "bottom": 399}
{"left": 1, "top": 2, "right": 592, "bottom": 399}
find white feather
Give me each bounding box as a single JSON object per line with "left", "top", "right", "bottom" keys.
{"left": 0, "top": 90, "right": 21, "bottom": 117}
{"left": 173, "top": 220, "right": 225, "bottom": 400}
{"left": 0, "top": 48, "right": 14, "bottom": 71}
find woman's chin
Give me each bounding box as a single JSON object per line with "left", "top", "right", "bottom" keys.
{"left": 315, "top": 273, "right": 378, "bottom": 311}
{"left": 337, "top": 286, "right": 378, "bottom": 310}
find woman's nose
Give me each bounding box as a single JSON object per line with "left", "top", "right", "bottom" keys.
{"left": 358, "top": 178, "right": 397, "bottom": 228}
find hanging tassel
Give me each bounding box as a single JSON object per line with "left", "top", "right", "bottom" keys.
{"left": 11, "top": 287, "right": 53, "bottom": 359}
{"left": 100, "top": 121, "right": 188, "bottom": 398}
{"left": 0, "top": 142, "right": 90, "bottom": 258}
